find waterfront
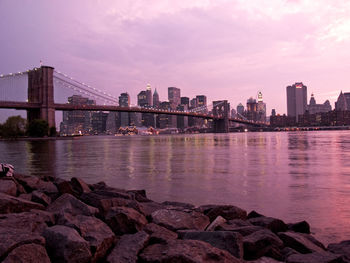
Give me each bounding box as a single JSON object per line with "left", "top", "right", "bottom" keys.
{"left": 1, "top": 131, "right": 350, "bottom": 245}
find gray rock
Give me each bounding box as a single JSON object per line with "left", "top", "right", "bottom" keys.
{"left": 0, "top": 178, "right": 17, "bottom": 196}
{"left": 178, "top": 230, "right": 243, "bottom": 259}
{"left": 43, "top": 225, "right": 91, "bottom": 263}
{"left": 151, "top": 209, "right": 209, "bottom": 231}
{"left": 106, "top": 231, "right": 149, "bottom": 263}
{"left": 328, "top": 240, "right": 350, "bottom": 262}
{"left": 197, "top": 204, "right": 247, "bottom": 221}
{"left": 139, "top": 239, "right": 242, "bottom": 263}
{"left": 0, "top": 192, "right": 44, "bottom": 213}
{"left": 248, "top": 216, "right": 288, "bottom": 233}
{"left": 47, "top": 193, "right": 98, "bottom": 216}
{"left": 143, "top": 223, "right": 178, "bottom": 244}
{"left": 2, "top": 244, "right": 50, "bottom": 263}
{"left": 278, "top": 232, "right": 325, "bottom": 254}
{"left": 105, "top": 206, "right": 148, "bottom": 235}
{"left": 243, "top": 229, "right": 284, "bottom": 260}
{"left": 206, "top": 215, "right": 227, "bottom": 231}
{"left": 286, "top": 251, "right": 346, "bottom": 263}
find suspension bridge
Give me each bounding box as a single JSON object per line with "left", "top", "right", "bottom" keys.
{"left": 0, "top": 66, "right": 268, "bottom": 133}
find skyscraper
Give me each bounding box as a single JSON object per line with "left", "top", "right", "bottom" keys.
{"left": 181, "top": 97, "right": 190, "bottom": 107}
{"left": 119, "top": 92, "right": 130, "bottom": 127}
{"left": 236, "top": 103, "right": 244, "bottom": 117}
{"left": 146, "top": 84, "right": 152, "bottom": 106}
{"left": 335, "top": 91, "right": 350, "bottom": 111}
{"left": 286, "top": 82, "right": 307, "bottom": 121}
{"left": 168, "top": 87, "right": 181, "bottom": 109}
{"left": 153, "top": 89, "right": 160, "bottom": 108}
{"left": 246, "top": 97, "right": 258, "bottom": 121}
{"left": 257, "top": 91, "right": 266, "bottom": 122}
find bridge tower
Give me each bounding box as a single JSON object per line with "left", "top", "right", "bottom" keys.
{"left": 27, "top": 66, "right": 55, "bottom": 128}
{"left": 213, "top": 100, "right": 229, "bottom": 133}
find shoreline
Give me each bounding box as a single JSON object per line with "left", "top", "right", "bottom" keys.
{"left": 0, "top": 173, "right": 349, "bottom": 262}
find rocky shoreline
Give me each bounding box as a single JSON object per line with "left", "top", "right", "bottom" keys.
{"left": 0, "top": 174, "right": 349, "bottom": 263}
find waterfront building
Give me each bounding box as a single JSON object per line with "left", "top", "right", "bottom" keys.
{"left": 270, "top": 114, "right": 296, "bottom": 127}
{"left": 271, "top": 109, "right": 276, "bottom": 117}
{"left": 106, "top": 112, "right": 119, "bottom": 133}
{"left": 91, "top": 111, "right": 108, "bottom": 134}
{"left": 146, "top": 84, "right": 152, "bottom": 106}
{"left": 137, "top": 91, "right": 148, "bottom": 107}
{"left": 236, "top": 103, "right": 244, "bottom": 118}
{"left": 168, "top": 87, "right": 181, "bottom": 109}
{"left": 119, "top": 92, "right": 130, "bottom": 127}
{"left": 257, "top": 91, "right": 267, "bottom": 122}
{"left": 335, "top": 91, "right": 350, "bottom": 111}
{"left": 307, "top": 93, "right": 332, "bottom": 114}
{"left": 196, "top": 95, "right": 207, "bottom": 112}
{"left": 177, "top": 104, "right": 188, "bottom": 129}
{"left": 246, "top": 97, "right": 258, "bottom": 121}
{"left": 153, "top": 89, "right": 160, "bottom": 108}
{"left": 181, "top": 97, "right": 190, "bottom": 107}
{"left": 190, "top": 98, "right": 198, "bottom": 109}
{"left": 286, "top": 82, "right": 307, "bottom": 121}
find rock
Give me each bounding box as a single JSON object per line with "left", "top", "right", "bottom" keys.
{"left": 13, "top": 174, "right": 40, "bottom": 191}
{"left": 36, "top": 181, "right": 58, "bottom": 197}
{"left": 143, "top": 223, "right": 178, "bottom": 244}
{"left": 0, "top": 193, "right": 44, "bottom": 213}
{"left": 0, "top": 228, "right": 45, "bottom": 259}
{"left": 80, "top": 192, "right": 144, "bottom": 216}
{"left": 328, "top": 240, "right": 350, "bottom": 261}
{"left": 278, "top": 232, "right": 325, "bottom": 254}
{"left": 2, "top": 244, "right": 50, "bottom": 263}
{"left": 197, "top": 204, "right": 247, "bottom": 221}
{"left": 151, "top": 209, "right": 209, "bottom": 231}
{"left": 287, "top": 221, "right": 311, "bottom": 234}
{"left": 221, "top": 225, "right": 264, "bottom": 236}
{"left": 248, "top": 210, "right": 264, "bottom": 219}
{"left": 46, "top": 193, "right": 98, "bottom": 216}
{"left": 126, "top": 189, "right": 151, "bottom": 202}
{"left": 281, "top": 247, "right": 299, "bottom": 261}
{"left": 106, "top": 231, "right": 149, "bottom": 263}
{"left": 243, "top": 229, "right": 284, "bottom": 260}
{"left": 139, "top": 239, "right": 241, "bottom": 263}
{"left": 0, "top": 178, "right": 17, "bottom": 196}
{"left": 251, "top": 257, "right": 284, "bottom": 263}
{"left": 43, "top": 225, "right": 91, "bottom": 263}
{"left": 92, "top": 189, "right": 131, "bottom": 200}
{"left": 248, "top": 216, "right": 288, "bottom": 233}
{"left": 0, "top": 210, "right": 54, "bottom": 234}
{"left": 138, "top": 201, "right": 166, "bottom": 217}
{"left": 216, "top": 218, "right": 255, "bottom": 232}
{"left": 71, "top": 177, "right": 91, "bottom": 195}
{"left": 206, "top": 215, "right": 227, "bottom": 231}
{"left": 105, "top": 207, "right": 148, "bottom": 235}
{"left": 31, "top": 190, "right": 51, "bottom": 206}
{"left": 57, "top": 213, "right": 116, "bottom": 262}
{"left": 162, "top": 201, "right": 195, "bottom": 209}
{"left": 56, "top": 180, "right": 78, "bottom": 196}
{"left": 18, "top": 193, "right": 32, "bottom": 201}
{"left": 178, "top": 230, "right": 243, "bottom": 259}
{"left": 286, "top": 251, "right": 346, "bottom": 263}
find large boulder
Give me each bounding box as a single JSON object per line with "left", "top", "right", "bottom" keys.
{"left": 327, "top": 240, "right": 350, "bottom": 262}
{"left": 197, "top": 204, "right": 247, "bottom": 221}
{"left": 138, "top": 201, "right": 166, "bottom": 217}
{"left": 286, "top": 251, "right": 346, "bottom": 263}
{"left": 221, "top": 225, "right": 264, "bottom": 236}
{"left": 57, "top": 213, "right": 116, "bottom": 262}
{"left": 139, "top": 239, "right": 242, "bottom": 263}
{"left": 126, "top": 189, "right": 150, "bottom": 202}
{"left": 143, "top": 223, "right": 178, "bottom": 244}
{"left": 278, "top": 232, "right": 325, "bottom": 254}
{"left": 178, "top": 230, "right": 243, "bottom": 259}
{"left": 0, "top": 178, "right": 17, "bottom": 196}
{"left": 151, "top": 209, "right": 210, "bottom": 231}
{"left": 46, "top": 193, "right": 98, "bottom": 216}
{"left": 0, "top": 193, "right": 44, "bottom": 213}
{"left": 105, "top": 207, "right": 148, "bottom": 235}
{"left": 43, "top": 225, "right": 91, "bottom": 263}
{"left": 2, "top": 244, "right": 50, "bottom": 263}
{"left": 287, "top": 221, "right": 311, "bottom": 234}
{"left": 206, "top": 216, "right": 227, "bottom": 231}
{"left": 162, "top": 201, "right": 195, "bottom": 210}
{"left": 243, "top": 229, "right": 284, "bottom": 260}
{"left": 31, "top": 190, "right": 51, "bottom": 206}
{"left": 248, "top": 216, "right": 288, "bottom": 233}
{"left": 70, "top": 177, "right": 91, "bottom": 195}
{"left": 0, "top": 228, "right": 45, "bottom": 259}
{"left": 14, "top": 174, "right": 58, "bottom": 196}
{"left": 106, "top": 231, "right": 149, "bottom": 263}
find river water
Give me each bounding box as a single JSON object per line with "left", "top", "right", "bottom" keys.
{"left": 1, "top": 131, "right": 350, "bottom": 245}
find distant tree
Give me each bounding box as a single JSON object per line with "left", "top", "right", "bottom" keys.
{"left": 27, "top": 119, "right": 49, "bottom": 137}
{"left": 0, "top": 116, "right": 26, "bottom": 138}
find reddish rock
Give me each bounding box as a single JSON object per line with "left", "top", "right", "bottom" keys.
{"left": 328, "top": 240, "right": 350, "bottom": 261}
{"left": 287, "top": 221, "right": 311, "bottom": 234}
{"left": 286, "top": 251, "right": 345, "bottom": 263}
{"left": 248, "top": 216, "right": 288, "bottom": 233}
{"left": 151, "top": 209, "right": 210, "bottom": 231}
{"left": 106, "top": 231, "right": 149, "bottom": 263}
{"left": 0, "top": 193, "right": 44, "bottom": 213}
{"left": 278, "top": 232, "right": 325, "bottom": 254}
{"left": 220, "top": 225, "right": 264, "bottom": 236}
{"left": 71, "top": 177, "right": 91, "bottom": 195}
{"left": 162, "top": 201, "right": 195, "bottom": 209}
{"left": 0, "top": 228, "right": 45, "bottom": 259}
{"left": 127, "top": 189, "right": 151, "bottom": 202}
{"left": 13, "top": 174, "right": 40, "bottom": 191}
{"left": 206, "top": 215, "right": 227, "bottom": 231}
{"left": 57, "top": 213, "right": 116, "bottom": 262}
{"left": 47, "top": 193, "right": 98, "bottom": 216}
{"left": 0, "top": 178, "right": 17, "bottom": 196}
{"left": 138, "top": 201, "right": 166, "bottom": 217}
{"left": 18, "top": 193, "right": 32, "bottom": 201}
{"left": 43, "top": 225, "right": 91, "bottom": 263}
{"left": 247, "top": 210, "right": 264, "bottom": 219}
{"left": 197, "top": 204, "right": 247, "bottom": 221}
{"left": 243, "top": 229, "right": 284, "bottom": 260}
{"left": 105, "top": 206, "right": 148, "bottom": 235}
{"left": 143, "top": 223, "right": 178, "bottom": 244}
{"left": 250, "top": 257, "right": 284, "bottom": 263}
{"left": 2, "top": 244, "right": 50, "bottom": 263}
{"left": 31, "top": 190, "right": 51, "bottom": 206}
{"left": 178, "top": 230, "right": 244, "bottom": 259}
{"left": 139, "top": 239, "right": 241, "bottom": 263}
{"left": 56, "top": 180, "right": 78, "bottom": 196}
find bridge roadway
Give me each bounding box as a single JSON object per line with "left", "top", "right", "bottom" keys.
{"left": 0, "top": 101, "right": 267, "bottom": 127}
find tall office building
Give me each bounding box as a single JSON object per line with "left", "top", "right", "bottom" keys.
{"left": 168, "top": 87, "right": 181, "bottom": 109}
{"left": 335, "top": 91, "right": 350, "bottom": 111}
{"left": 286, "top": 82, "right": 307, "bottom": 121}
{"left": 196, "top": 95, "right": 207, "bottom": 109}
{"left": 246, "top": 97, "right": 258, "bottom": 121}
{"left": 146, "top": 84, "right": 152, "bottom": 106}
{"left": 181, "top": 97, "right": 190, "bottom": 107}
{"left": 257, "top": 91, "right": 267, "bottom": 122}
{"left": 137, "top": 91, "right": 148, "bottom": 106}
{"left": 119, "top": 92, "right": 130, "bottom": 127}
{"left": 153, "top": 89, "right": 160, "bottom": 108}
{"left": 236, "top": 103, "right": 244, "bottom": 117}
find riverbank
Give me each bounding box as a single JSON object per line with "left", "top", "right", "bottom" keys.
{"left": 0, "top": 174, "right": 349, "bottom": 262}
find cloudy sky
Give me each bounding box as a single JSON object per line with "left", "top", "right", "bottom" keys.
{"left": 1, "top": 0, "right": 350, "bottom": 115}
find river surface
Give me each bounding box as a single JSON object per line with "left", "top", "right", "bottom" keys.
{"left": 1, "top": 131, "right": 350, "bottom": 245}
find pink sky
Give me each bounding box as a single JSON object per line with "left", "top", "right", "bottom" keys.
{"left": 1, "top": 0, "right": 350, "bottom": 115}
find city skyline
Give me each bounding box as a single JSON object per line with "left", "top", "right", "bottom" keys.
{"left": 1, "top": 1, "right": 350, "bottom": 116}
